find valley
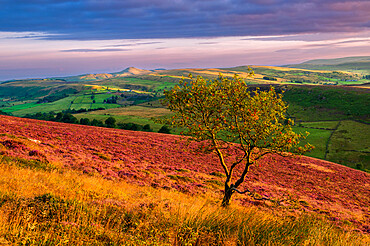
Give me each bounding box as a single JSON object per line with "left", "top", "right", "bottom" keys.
{"left": 1, "top": 57, "right": 369, "bottom": 171}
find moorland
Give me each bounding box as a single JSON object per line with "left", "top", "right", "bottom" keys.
{"left": 0, "top": 56, "right": 369, "bottom": 244}
{"left": 0, "top": 115, "right": 369, "bottom": 244}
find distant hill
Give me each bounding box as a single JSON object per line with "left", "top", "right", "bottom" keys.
{"left": 79, "top": 73, "right": 115, "bottom": 80}
{"left": 61, "top": 67, "right": 152, "bottom": 82}
{"left": 285, "top": 56, "right": 370, "bottom": 75}
{"left": 115, "top": 67, "right": 152, "bottom": 76}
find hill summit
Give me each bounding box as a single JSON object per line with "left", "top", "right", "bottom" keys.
{"left": 117, "top": 67, "right": 152, "bottom": 76}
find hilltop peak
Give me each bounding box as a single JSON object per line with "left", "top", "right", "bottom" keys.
{"left": 118, "top": 67, "right": 152, "bottom": 75}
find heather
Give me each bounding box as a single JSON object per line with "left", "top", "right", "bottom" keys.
{"left": 0, "top": 115, "right": 369, "bottom": 244}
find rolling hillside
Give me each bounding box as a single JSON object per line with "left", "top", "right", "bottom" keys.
{"left": 285, "top": 56, "right": 370, "bottom": 75}
{"left": 0, "top": 115, "right": 369, "bottom": 235}
{"left": 0, "top": 60, "right": 369, "bottom": 171}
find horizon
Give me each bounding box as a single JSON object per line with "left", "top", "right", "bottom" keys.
{"left": 1, "top": 55, "right": 368, "bottom": 83}
{"left": 1, "top": 0, "right": 369, "bottom": 81}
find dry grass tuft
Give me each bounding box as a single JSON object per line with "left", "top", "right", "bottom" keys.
{"left": 0, "top": 157, "right": 369, "bottom": 245}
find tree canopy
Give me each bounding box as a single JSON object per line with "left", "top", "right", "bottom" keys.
{"left": 161, "top": 73, "right": 313, "bottom": 206}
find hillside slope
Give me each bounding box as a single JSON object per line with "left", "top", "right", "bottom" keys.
{"left": 292, "top": 56, "right": 370, "bottom": 65}
{"left": 0, "top": 115, "right": 369, "bottom": 233}
{"left": 285, "top": 56, "right": 370, "bottom": 74}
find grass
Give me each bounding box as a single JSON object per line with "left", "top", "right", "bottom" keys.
{"left": 284, "top": 87, "right": 370, "bottom": 121}
{"left": 0, "top": 102, "right": 39, "bottom": 113}
{"left": 287, "top": 104, "right": 344, "bottom": 122}
{"left": 8, "top": 96, "right": 75, "bottom": 116}
{"left": 224, "top": 65, "right": 365, "bottom": 85}
{"left": 91, "top": 77, "right": 173, "bottom": 92}
{"left": 300, "top": 121, "right": 339, "bottom": 129}
{"left": 0, "top": 155, "right": 368, "bottom": 245}
{"left": 293, "top": 126, "right": 332, "bottom": 159}
{"left": 327, "top": 120, "right": 370, "bottom": 170}
{"left": 293, "top": 120, "right": 370, "bottom": 169}
{"left": 286, "top": 57, "right": 370, "bottom": 75}
{"left": 5, "top": 93, "right": 123, "bottom": 116}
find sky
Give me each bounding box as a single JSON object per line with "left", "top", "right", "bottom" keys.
{"left": 0, "top": 0, "right": 369, "bottom": 81}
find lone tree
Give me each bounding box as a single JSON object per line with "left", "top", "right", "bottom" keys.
{"left": 160, "top": 73, "right": 313, "bottom": 206}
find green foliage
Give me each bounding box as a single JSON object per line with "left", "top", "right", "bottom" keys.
{"left": 158, "top": 125, "right": 171, "bottom": 134}
{"left": 283, "top": 87, "right": 370, "bottom": 120}
{"left": 263, "top": 76, "right": 277, "bottom": 81}
{"left": 117, "top": 122, "right": 153, "bottom": 132}
{"left": 0, "top": 110, "right": 11, "bottom": 116}
{"left": 105, "top": 116, "right": 116, "bottom": 128}
{"left": 91, "top": 119, "right": 104, "bottom": 127}
{"left": 59, "top": 113, "right": 78, "bottom": 124}
{"left": 161, "top": 73, "right": 313, "bottom": 206}
{"left": 0, "top": 86, "right": 49, "bottom": 99}
{"left": 79, "top": 118, "right": 90, "bottom": 125}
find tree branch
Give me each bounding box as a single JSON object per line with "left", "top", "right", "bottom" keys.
{"left": 230, "top": 186, "right": 271, "bottom": 201}
{"left": 230, "top": 186, "right": 252, "bottom": 194}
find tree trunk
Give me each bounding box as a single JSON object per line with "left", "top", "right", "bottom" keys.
{"left": 221, "top": 186, "right": 234, "bottom": 207}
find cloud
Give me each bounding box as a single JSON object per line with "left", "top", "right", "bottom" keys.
{"left": 198, "top": 42, "right": 219, "bottom": 45}
{"left": 105, "top": 41, "right": 163, "bottom": 47}
{"left": 334, "top": 39, "right": 370, "bottom": 45}
{"left": 0, "top": 31, "right": 58, "bottom": 40}
{"left": 0, "top": 0, "right": 369, "bottom": 40}
{"left": 60, "top": 48, "right": 130, "bottom": 52}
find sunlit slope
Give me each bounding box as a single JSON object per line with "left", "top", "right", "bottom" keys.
{"left": 284, "top": 56, "right": 370, "bottom": 75}
{"left": 0, "top": 115, "right": 369, "bottom": 234}
{"left": 1, "top": 145, "right": 368, "bottom": 245}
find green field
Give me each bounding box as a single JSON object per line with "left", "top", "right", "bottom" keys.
{"left": 284, "top": 86, "right": 370, "bottom": 123}
{"left": 293, "top": 126, "right": 332, "bottom": 160}
{"left": 8, "top": 96, "right": 74, "bottom": 116}
{"left": 1, "top": 102, "right": 39, "bottom": 113}
{"left": 327, "top": 120, "right": 370, "bottom": 169}
{"left": 292, "top": 120, "right": 370, "bottom": 170}
{"left": 69, "top": 93, "right": 121, "bottom": 111}
{"left": 300, "top": 121, "right": 339, "bottom": 129}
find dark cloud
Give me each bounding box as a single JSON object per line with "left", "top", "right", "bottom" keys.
{"left": 61, "top": 48, "right": 129, "bottom": 52}
{"left": 0, "top": 0, "right": 369, "bottom": 40}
